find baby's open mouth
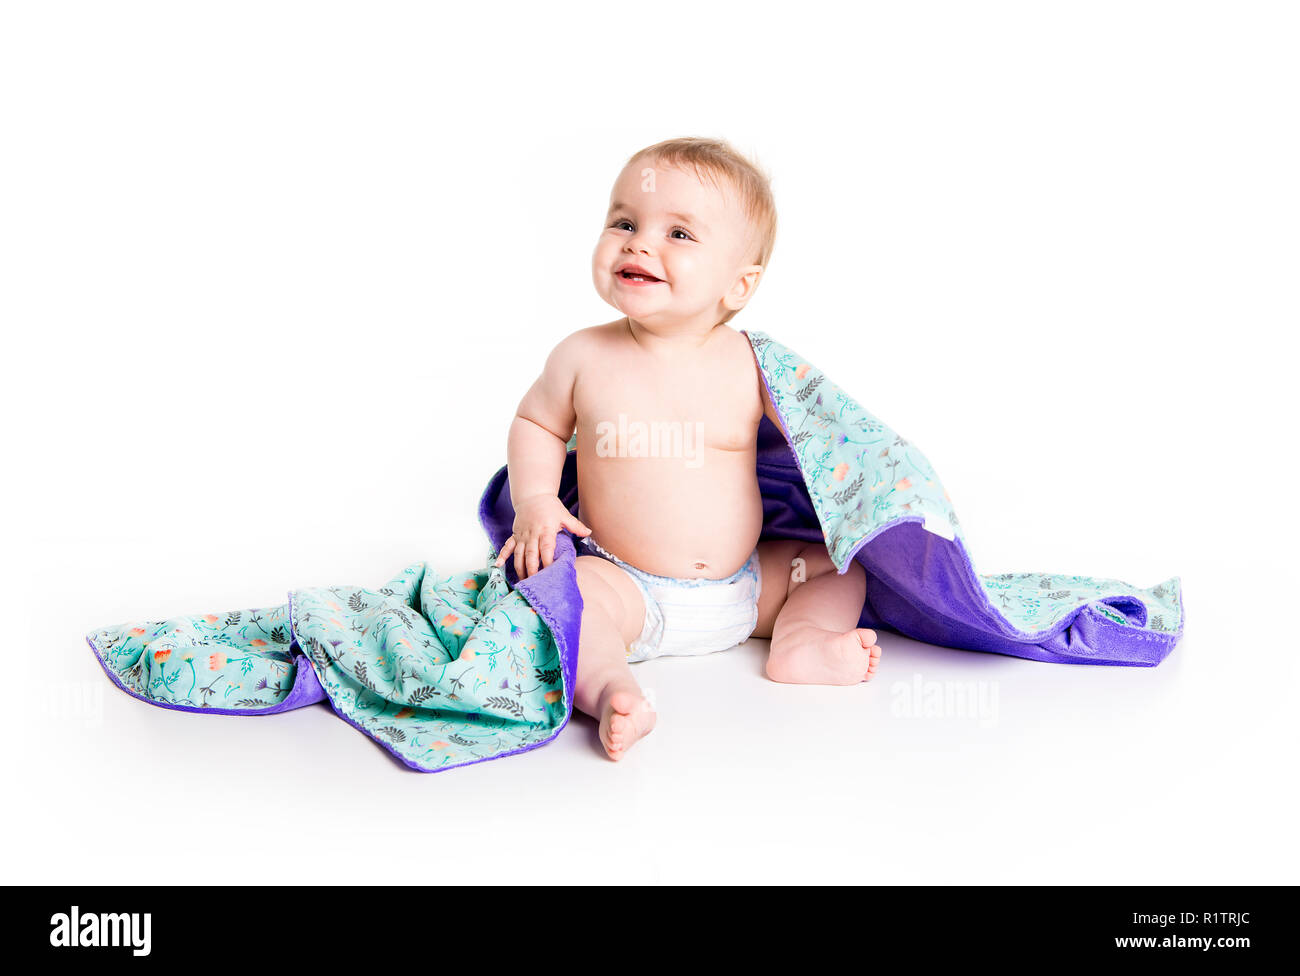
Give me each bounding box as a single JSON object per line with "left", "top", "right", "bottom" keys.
{"left": 617, "top": 269, "right": 663, "bottom": 283}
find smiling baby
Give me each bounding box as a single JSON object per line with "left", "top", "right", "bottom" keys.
{"left": 495, "top": 137, "right": 882, "bottom": 760}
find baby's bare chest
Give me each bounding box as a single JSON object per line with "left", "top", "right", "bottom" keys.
{"left": 574, "top": 350, "right": 761, "bottom": 454}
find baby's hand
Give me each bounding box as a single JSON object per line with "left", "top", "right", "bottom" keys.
{"left": 494, "top": 494, "right": 592, "bottom": 580}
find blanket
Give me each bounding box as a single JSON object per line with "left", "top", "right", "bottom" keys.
{"left": 86, "top": 330, "right": 1185, "bottom": 772}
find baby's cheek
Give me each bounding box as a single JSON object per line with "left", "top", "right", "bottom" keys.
{"left": 667, "top": 252, "right": 704, "bottom": 282}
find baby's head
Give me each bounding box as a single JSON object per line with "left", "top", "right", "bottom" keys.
{"left": 592, "top": 137, "right": 777, "bottom": 332}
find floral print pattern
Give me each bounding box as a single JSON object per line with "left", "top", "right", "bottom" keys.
{"left": 88, "top": 559, "right": 566, "bottom": 772}
{"left": 88, "top": 603, "right": 299, "bottom": 709}
{"left": 291, "top": 560, "right": 565, "bottom": 770}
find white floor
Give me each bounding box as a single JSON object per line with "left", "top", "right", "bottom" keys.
{"left": 6, "top": 532, "right": 1294, "bottom": 885}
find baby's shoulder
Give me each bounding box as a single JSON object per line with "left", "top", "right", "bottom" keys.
{"left": 707, "top": 323, "right": 763, "bottom": 373}
{"left": 556, "top": 319, "right": 625, "bottom": 348}
{"left": 710, "top": 322, "right": 758, "bottom": 354}
{"left": 545, "top": 319, "right": 626, "bottom": 366}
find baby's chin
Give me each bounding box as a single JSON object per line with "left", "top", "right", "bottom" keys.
{"left": 603, "top": 286, "right": 671, "bottom": 317}
{"left": 598, "top": 279, "right": 724, "bottom": 331}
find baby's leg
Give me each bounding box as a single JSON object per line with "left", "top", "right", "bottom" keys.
{"left": 572, "top": 555, "right": 655, "bottom": 760}
{"left": 753, "top": 540, "right": 881, "bottom": 685}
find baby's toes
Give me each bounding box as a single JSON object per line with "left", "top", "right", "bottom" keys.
{"left": 607, "top": 712, "right": 627, "bottom": 744}
{"left": 857, "top": 631, "right": 882, "bottom": 681}
{"left": 598, "top": 714, "right": 622, "bottom": 757}
{"left": 865, "top": 646, "right": 881, "bottom": 678}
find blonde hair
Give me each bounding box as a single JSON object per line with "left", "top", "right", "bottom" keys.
{"left": 625, "top": 137, "right": 777, "bottom": 323}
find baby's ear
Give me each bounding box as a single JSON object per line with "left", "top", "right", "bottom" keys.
{"left": 725, "top": 264, "right": 764, "bottom": 311}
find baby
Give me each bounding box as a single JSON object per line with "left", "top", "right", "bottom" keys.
{"left": 495, "top": 137, "right": 881, "bottom": 760}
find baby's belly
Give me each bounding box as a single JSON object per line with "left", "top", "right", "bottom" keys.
{"left": 575, "top": 451, "right": 765, "bottom": 579}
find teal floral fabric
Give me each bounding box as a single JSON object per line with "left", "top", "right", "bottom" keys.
{"left": 291, "top": 561, "right": 566, "bottom": 770}
{"left": 88, "top": 560, "right": 567, "bottom": 771}
{"left": 87, "top": 603, "right": 299, "bottom": 709}
{"left": 748, "top": 330, "right": 1183, "bottom": 638}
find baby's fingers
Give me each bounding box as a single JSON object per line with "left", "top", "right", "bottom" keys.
{"left": 562, "top": 512, "right": 592, "bottom": 537}
{"left": 514, "top": 537, "right": 529, "bottom": 580}
{"left": 539, "top": 534, "right": 556, "bottom": 569}
{"left": 494, "top": 537, "right": 517, "bottom": 567}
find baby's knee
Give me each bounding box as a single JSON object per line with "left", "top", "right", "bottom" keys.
{"left": 574, "top": 555, "right": 609, "bottom": 594}
{"left": 575, "top": 556, "right": 620, "bottom": 617}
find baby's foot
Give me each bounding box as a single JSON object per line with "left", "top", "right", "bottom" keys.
{"left": 598, "top": 689, "right": 657, "bottom": 761}
{"left": 766, "top": 627, "right": 882, "bottom": 686}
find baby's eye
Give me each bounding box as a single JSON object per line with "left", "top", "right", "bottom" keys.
{"left": 611, "top": 219, "right": 634, "bottom": 231}
{"left": 670, "top": 227, "right": 695, "bottom": 241}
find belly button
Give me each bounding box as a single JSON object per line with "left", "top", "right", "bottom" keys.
{"left": 693, "top": 561, "right": 708, "bottom": 571}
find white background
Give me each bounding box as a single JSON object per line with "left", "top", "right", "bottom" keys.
{"left": 2, "top": 1, "right": 1296, "bottom": 884}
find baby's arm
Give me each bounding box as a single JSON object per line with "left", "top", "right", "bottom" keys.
{"left": 495, "top": 335, "right": 592, "bottom": 579}
{"left": 758, "top": 367, "right": 783, "bottom": 429}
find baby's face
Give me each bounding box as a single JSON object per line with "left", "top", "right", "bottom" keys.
{"left": 592, "top": 160, "right": 759, "bottom": 331}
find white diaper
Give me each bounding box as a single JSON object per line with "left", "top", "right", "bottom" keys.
{"left": 579, "top": 537, "right": 762, "bottom": 663}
